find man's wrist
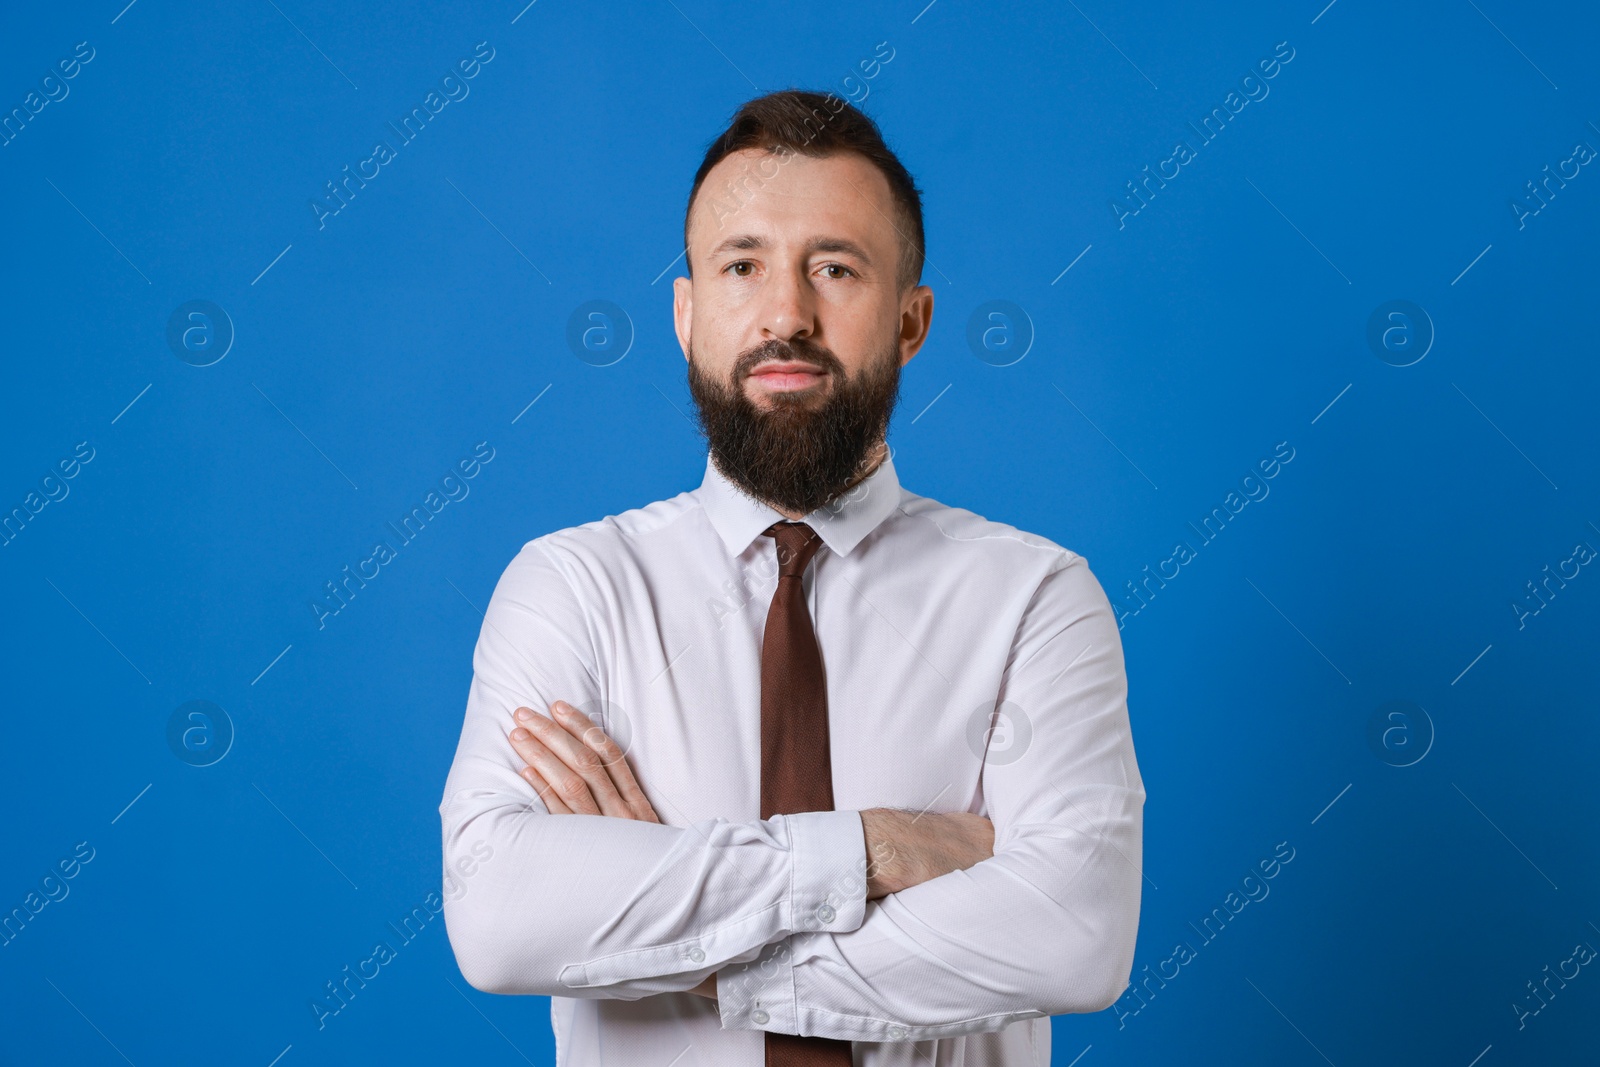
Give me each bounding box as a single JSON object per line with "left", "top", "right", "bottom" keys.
{"left": 861, "top": 808, "right": 911, "bottom": 899}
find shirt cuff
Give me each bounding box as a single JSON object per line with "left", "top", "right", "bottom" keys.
{"left": 715, "top": 810, "right": 867, "bottom": 1033}
{"left": 784, "top": 809, "right": 868, "bottom": 935}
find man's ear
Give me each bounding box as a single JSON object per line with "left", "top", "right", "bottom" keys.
{"left": 897, "top": 283, "right": 934, "bottom": 367}
{"left": 672, "top": 274, "right": 693, "bottom": 361}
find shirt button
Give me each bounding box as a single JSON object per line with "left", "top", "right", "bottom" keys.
{"left": 816, "top": 903, "right": 836, "bottom": 923}
{"left": 751, "top": 1009, "right": 770, "bottom": 1025}
{"left": 888, "top": 1025, "right": 907, "bottom": 1040}
{"left": 688, "top": 947, "right": 706, "bottom": 963}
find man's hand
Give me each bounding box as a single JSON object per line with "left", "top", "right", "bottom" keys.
{"left": 508, "top": 701, "right": 661, "bottom": 822}
{"left": 508, "top": 702, "right": 718, "bottom": 1000}
{"left": 860, "top": 808, "right": 995, "bottom": 899}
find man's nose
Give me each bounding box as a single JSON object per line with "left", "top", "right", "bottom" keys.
{"left": 758, "top": 264, "right": 817, "bottom": 341}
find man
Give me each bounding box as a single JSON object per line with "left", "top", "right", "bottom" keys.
{"left": 440, "top": 89, "right": 1145, "bottom": 1065}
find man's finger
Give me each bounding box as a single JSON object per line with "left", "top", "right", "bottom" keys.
{"left": 509, "top": 718, "right": 607, "bottom": 815}
{"left": 550, "top": 701, "right": 661, "bottom": 823}
{"left": 513, "top": 707, "right": 634, "bottom": 818}
{"left": 520, "top": 764, "right": 574, "bottom": 814}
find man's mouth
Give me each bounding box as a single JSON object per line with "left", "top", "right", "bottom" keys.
{"left": 747, "top": 360, "right": 830, "bottom": 393}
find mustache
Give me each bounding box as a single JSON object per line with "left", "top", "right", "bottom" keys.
{"left": 734, "top": 338, "right": 843, "bottom": 379}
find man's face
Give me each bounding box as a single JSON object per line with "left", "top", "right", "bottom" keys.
{"left": 673, "top": 148, "right": 934, "bottom": 515}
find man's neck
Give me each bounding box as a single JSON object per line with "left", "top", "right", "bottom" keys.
{"left": 768, "top": 440, "right": 888, "bottom": 521}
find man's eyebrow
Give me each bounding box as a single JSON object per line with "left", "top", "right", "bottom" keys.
{"left": 707, "top": 234, "right": 875, "bottom": 265}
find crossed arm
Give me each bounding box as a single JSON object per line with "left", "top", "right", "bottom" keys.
{"left": 440, "top": 542, "right": 1143, "bottom": 1041}
{"left": 503, "top": 701, "right": 997, "bottom": 999}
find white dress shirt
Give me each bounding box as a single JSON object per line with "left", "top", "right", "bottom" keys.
{"left": 440, "top": 448, "right": 1145, "bottom": 1066}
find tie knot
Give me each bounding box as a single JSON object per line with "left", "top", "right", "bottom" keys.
{"left": 764, "top": 521, "right": 822, "bottom": 578}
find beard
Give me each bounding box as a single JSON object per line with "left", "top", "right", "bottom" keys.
{"left": 687, "top": 333, "right": 902, "bottom": 516}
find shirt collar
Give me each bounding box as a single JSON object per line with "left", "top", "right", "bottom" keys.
{"left": 697, "top": 447, "right": 902, "bottom": 560}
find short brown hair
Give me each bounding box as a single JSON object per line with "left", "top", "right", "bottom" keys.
{"left": 684, "top": 89, "right": 926, "bottom": 292}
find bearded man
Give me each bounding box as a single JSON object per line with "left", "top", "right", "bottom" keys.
{"left": 440, "top": 88, "right": 1145, "bottom": 1067}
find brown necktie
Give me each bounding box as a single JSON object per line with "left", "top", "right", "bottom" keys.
{"left": 759, "top": 521, "right": 853, "bottom": 1067}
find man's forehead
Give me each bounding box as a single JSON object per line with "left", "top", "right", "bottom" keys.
{"left": 689, "top": 149, "right": 895, "bottom": 247}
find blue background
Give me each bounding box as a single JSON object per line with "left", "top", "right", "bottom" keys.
{"left": 3, "top": 0, "right": 1597, "bottom": 1063}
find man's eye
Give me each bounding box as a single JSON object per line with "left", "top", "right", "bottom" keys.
{"left": 725, "top": 262, "right": 754, "bottom": 276}
{"left": 821, "top": 264, "right": 855, "bottom": 279}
